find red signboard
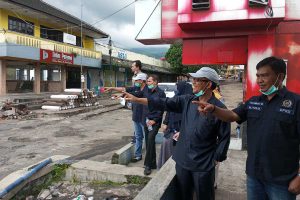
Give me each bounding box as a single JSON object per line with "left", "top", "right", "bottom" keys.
{"left": 40, "top": 49, "right": 74, "bottom": 64}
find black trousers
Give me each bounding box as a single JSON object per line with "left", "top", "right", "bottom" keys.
{"left": 143, "top": 123, "right": 160, "bottom": 169}
{"left": 175, "top": 164, "right": 215, "bottom": 200}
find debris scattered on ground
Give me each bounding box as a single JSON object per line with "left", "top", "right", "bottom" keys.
{"left": 25, "top": 181, "right": 143, "bottom": 200}
{"left": 0, "top": 100, "right": 32, "bottom": 120}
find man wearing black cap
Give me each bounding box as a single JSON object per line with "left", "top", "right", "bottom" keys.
{"left": 123, "top": 67, "right": 231, "bottom": 200}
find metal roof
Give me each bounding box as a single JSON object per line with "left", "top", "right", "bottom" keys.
{"left": 3, "top": 0, "right": 109, "bottom": 39}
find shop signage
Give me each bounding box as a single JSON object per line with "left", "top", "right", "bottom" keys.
{"left": 117, "top": 50, "right": 127, "bottom": 60}
{"left": 40, "top": 49, "right": 74, "bottom": 64}
{"left": 63, "top": 33, "right": 76, "bottom": 45}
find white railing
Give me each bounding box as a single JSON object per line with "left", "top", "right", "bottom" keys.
{"left": 0, "top": 31, "right": 101, "bottom": 59}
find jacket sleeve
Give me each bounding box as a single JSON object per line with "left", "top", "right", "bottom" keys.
{"left": 148, "top": 95, "right": 186, "bottom": 113}
{"left": 214, "top": 119, "right": 231, "bottom": 162}
{"left": 163, "top": 112, "right": 170, "bottom": 125}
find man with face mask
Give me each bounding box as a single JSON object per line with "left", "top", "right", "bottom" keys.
{"left": 103, "top": 73, "right": 148, "bottom": 162}
{"left": 194, "top": 57, "right": 300, "bottom": 200}
{"left": 123, "top": 67, "right": 230, "bottom": 199}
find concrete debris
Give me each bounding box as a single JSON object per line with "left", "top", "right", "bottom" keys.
{"left": 82, "top": 188, "right": 95, "bottom": 196}
{"left": 25, "top": 196, "right": 35, "bottom": 200}
{"left": 0, "top": 100, "right": 31, "bottom": 120}
{"left": 37, "top": 189, "right": 51, "bottom": 200}
{"left": 106, "top": 188, "right": 131, "bottom": 197}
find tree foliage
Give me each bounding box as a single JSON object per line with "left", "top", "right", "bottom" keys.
{"left": 165, "top": 43, "right": 183, "bottom": 74}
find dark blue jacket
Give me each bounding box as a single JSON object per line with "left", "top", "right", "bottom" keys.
{"left": 148, "top": 94, "right": 231, "bottom": 172}
{"left": 233, "top": 87, "right": 300, "bottom": 185}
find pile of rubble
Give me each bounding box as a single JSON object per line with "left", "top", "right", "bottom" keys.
{"left": 25, "top": 181, "right": 139, "bottom": 200}
{"left": 42, "top": 89, "right": 99, "bottom": 111}
{"left": 0, "top": 100, "right": 31, "bottom": 120}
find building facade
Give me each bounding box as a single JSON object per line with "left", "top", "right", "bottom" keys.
{"left": 0, "top": 0, "right": 108, "bottom": 95}
{"left": 135, "top": 0, "right": 300, "bottom": 99}
{"left": 96, "top": 43, "right": 176, "bottom": 87}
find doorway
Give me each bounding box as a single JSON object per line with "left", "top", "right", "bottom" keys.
{"left": 66, "top": 67, "right": 80, "bottom": 88}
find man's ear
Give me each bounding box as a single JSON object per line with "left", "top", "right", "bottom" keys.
{"left": 208, "top": 81, "right": 213, "bottom": 89}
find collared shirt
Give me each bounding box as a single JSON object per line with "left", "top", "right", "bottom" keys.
{"left": 233, "top": 87, "right": 300, "bottom": 185}
{"left": 148, "top": 94, "right": 231, "bottom": 172}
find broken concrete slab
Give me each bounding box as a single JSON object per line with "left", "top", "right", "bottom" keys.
{"left": 111, "top": 143, "right": 134, "bottom": 165}
{"left": 65, "top": 160, "right": 153, "bottom": 183}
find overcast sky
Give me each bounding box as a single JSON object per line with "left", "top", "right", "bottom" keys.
{"left": 43, "top": 0, "right": 168, "bottom": 49}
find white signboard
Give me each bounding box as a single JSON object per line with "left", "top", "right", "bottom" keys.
{"left": 63, "top": 33, "right": 76, "bottom": 45}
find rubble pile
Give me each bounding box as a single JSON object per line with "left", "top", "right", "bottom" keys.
{"left": 42, "top": 89, "right": 99, "bottom": 111}
{"left": 0, "top": 101, "right": 31, "bottom": 120}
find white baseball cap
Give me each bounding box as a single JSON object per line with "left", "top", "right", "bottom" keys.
{"left": 189, "top": 67, "right": 220, "bottom": 85}
{"left": 132, "top": 73, "right": 147, "bottom": 81}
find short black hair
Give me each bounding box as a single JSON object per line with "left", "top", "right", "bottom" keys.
{"left": 148, "top": 74, "right": 159, "bottom": 83}
{"left": 256, "top": 57, "right": 286, "bottom": 78}
{"left": 210, "top": 82, "right": 217, "bottom": 90}
{"left": 133, "top": 60, "right": 142, "bottom": 70}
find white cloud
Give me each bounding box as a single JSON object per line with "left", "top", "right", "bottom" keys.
{"left": 43, "top": 0, "right": 169, "bottom": 49}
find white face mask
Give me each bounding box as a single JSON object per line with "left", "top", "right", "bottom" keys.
{"left": 259, "top": 75, "right": 279, "bottom": 96}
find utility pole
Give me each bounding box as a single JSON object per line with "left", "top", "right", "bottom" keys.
{"left": 108, "top": 36, "right": 112, "bottom": 87}
{"left": 80, "top": 0, "right": 84, "bottom": 90}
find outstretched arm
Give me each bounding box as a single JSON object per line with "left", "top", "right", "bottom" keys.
{"left": 192, "top": 100, "right": 240, "bottom": 122}
{"left": 123, "top": 91, "right": 148, "bottom": 105}
{"left": 104, "top": 87, "right": 125, "bottom": 93}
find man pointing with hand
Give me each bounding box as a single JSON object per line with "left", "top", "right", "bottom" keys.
{"left": 123, "top": 67, "right": 230, "bottom": 200}
{"left": 194, "top": 57, "right": 300, "bottom": 200}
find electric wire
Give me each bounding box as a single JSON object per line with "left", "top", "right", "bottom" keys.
{"left": 10, "top": 0, "right": 136, "bottom": 32}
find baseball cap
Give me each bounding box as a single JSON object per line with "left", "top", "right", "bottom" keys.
{"left": 132, "top": 73, "right": 147, "bottom": 81}
{"left": 189, "top": 67, "right": 219, "bottom": 85}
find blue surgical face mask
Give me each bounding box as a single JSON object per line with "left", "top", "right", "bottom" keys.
{"left": 259, "top": 75, "right": 279, "bottom": 96}
{"left": 195, "top": 90, "right": 205, "bottom": 97}
{"left": 134, "top": 82, "right": 141, "bottom": 87}
{"left": 148, "top": 84, "right": 155, "bottom": 89}
{"left": 194, "top": 82, "right": 209, "bottom": 97}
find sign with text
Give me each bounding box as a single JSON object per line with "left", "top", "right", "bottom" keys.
{"left": 63, "top": 33, "right": 76, "bottom": 45}
{"left": 40, "top": 49, "right": 74, "bottom": 64}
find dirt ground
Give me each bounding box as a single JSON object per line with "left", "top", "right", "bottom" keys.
{"left": 0, "top": 106, "right": 134, "bottom": 180}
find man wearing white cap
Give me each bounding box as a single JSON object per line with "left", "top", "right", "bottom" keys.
{"left": 123, "top": 67, "right": 231, "bottom": 200}
{"left": 104, "top": 73, "right": 148, "bottom": 162}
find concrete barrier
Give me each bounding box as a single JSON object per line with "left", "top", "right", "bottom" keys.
{"left": 134, "top": 158, "right": 177, "bottom": 200}
{"left": 0, "top": 155, "right": 69, "bottom": 200}
{"left": 65, "top": 160, "right": 147, "bottom": 183}
{"left": 111, "top": 143, "right": 135, "bottom": 165}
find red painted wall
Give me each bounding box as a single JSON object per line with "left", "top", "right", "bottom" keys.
{"left": 182, "top": 37, "right": 248, "bottom": 65}
{"left": 275, "top": 34, "right": 300, "bottom": 93}
{"left": 160, "top": 0, "right": 300, "bottom": 99}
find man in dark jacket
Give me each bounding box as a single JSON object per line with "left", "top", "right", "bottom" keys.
{"left": 123, "top": 67, "right": 231, "bottom": 200}
{"left": 194, "top": 57, "right": 300, "bottom": 200}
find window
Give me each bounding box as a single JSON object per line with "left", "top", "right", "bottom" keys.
{"left": 76, "top": 36, "right": 82, "bottom": 47}
{"left": 8, "top": 16, "right": 34, "bottom": 35}
{"left": 192, "top": 0, "right": 210, "bottom": 10}
{"left": 40, "top": 65, "right": 61, "bottom": 81}
{"left": 40, "top": 25, "right": 63, "bottom": 43}
{"left": 249, "top": 0, "right": 268, "bottom": 6}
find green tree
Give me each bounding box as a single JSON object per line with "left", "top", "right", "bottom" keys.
{"left": 165, "top": 43, "right": 222, "bottom": 75}
{"left": 165, "top": 43, "right": 183, "bottom": 74}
